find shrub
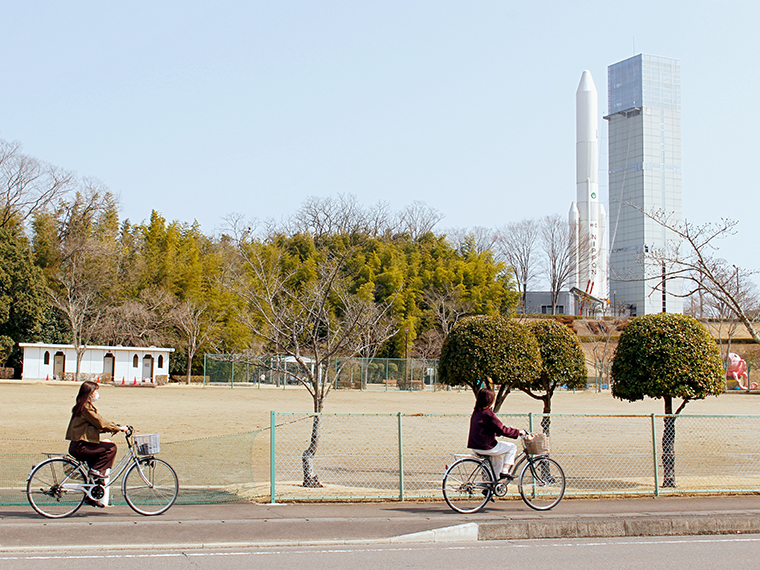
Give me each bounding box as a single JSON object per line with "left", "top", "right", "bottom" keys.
{"left": 611, "top": 313, "right": 724, "bottom": 487}
{"left": 438, "top": 315, "right": 541, "bottom": 411}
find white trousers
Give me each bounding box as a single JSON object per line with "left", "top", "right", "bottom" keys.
{"left": 471, "top": 441, "right": 517, "bottom": 476}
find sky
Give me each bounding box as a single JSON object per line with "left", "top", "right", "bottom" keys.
{"left": 1, "top": 1, "right": 759, "bottom": 274}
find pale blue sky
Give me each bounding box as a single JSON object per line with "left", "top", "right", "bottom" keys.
{"left": 1, "top": 2, "right": 758, "bottom": 272}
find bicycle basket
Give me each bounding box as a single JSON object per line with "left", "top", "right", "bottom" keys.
{"left": 134, "top": 433, "right": 160, "bottom": 455}
{"left": 525, "top": 433, "right": 549, "bottom": 455}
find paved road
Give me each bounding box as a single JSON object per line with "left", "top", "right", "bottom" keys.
{"left": 1, "top": 535, "right": 760, "bottom": 570}
{"left": 2, "top": 495, "right": 760, "bottom": 552}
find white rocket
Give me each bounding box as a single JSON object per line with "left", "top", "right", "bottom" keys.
{"left": 569, "top": 70, "right": 607, "bottom": 309}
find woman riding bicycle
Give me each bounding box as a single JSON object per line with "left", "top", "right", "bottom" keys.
{"left": 468, "top": 387, "right": 526, "bottom": 480}
{"left": 65, "top": 381, "right": 127, "bottom": 507}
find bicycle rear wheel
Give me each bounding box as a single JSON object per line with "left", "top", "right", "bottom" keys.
{"left": 442, "top": 458, "right": 494, "bottom": 514}
{"left": 123, "top": 457, "right": 178, "bottom": 515}
{"left": 27, "top": 457, "right": 88, "bottom": 518}
{"left": 518, "top": 457, "right": 565, "bottom": 511}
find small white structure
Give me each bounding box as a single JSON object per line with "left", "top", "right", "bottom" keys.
{"left": 19, "top": 343, "right": 174, "bottom": 384}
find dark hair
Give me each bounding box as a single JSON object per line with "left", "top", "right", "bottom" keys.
{"left": 72, "top": 381, "right": 99, "bottom": 417}
{"left": 474, "top": 388, "right": 495, "bottom": 411}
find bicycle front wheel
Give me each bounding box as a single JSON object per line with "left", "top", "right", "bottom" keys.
{"left": 27, "top": 457, "right": 88, "bottom": 518}
{"left": 518, "top": 457, "right": 565, "bottom": 511}
{"left": 123, "top": 457, "right": 178, "bottom": 515}
{"left": 442, "top": 458, "right": 494, "bottom": 514}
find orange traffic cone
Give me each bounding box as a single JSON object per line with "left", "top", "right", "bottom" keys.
{"left": 96, "top": 376, "right": 100, "bottom": 384}
{"left": 133, "top": 377, "right": 137, "bottom": 385}
{"left": 121, "top": 377, "right": 126, "bottom": 385}
{"left": 45, "top": 374, "right": 49, "bottom": 381}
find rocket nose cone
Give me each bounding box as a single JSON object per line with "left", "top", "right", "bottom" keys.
{"left": 577, "top": 70, "right": 597, "bottom": 94}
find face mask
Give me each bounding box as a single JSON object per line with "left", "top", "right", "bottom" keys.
{"left": 91, "top": 391, "right": 100, "bottom": 402}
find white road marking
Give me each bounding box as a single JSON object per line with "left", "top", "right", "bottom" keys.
{"left": 1, "top": 535, "right": 760, "bottom": 560}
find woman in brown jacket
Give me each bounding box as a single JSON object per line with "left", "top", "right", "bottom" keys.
{"left": 65, "top": 381, "right": 126, "bottom": 505}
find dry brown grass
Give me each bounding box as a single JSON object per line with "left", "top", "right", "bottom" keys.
{"left": 3, "top": 380, "right": 757, "bottom": 448}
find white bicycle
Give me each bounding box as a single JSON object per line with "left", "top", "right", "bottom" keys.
{"left": 26, "top": 426, "right": 178, "bottom": 518}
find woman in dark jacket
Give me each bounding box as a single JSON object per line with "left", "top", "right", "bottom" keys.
{"left": 468, "top": 387, "right": 526, "bottom": 479}
{"left": 65, "top": 381, "right": 126, "bottom": 506}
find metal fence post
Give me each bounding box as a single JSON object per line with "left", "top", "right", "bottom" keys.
{"left": 529, "top": 412, "right": 534, "bottom": 433}
{"left": 203, "top": 354, "right": 207, "bottom": 386}
{"left": 651, "top": 413, "right": 659, "bottom": 497}
{"left": 270, "top": 411, "right": 277, "bottom": 504}
{"left": 398, "top": 412, "right": 404, "bottom": 501}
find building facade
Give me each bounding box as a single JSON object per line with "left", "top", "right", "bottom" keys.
{"left": 19, "top": 343, "right": 174, "bottom": 384}
{"left": 522, "top": 291, "right": 576, "bottom": 316}
{"left": 606, "top": 54, "right": 683, "bottom": 316}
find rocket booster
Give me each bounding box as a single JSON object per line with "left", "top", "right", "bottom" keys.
{"left": 569, "top": 70, "right": 607, "bottom": 302}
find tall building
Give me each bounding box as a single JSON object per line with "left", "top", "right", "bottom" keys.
{"left": 606, "top": 54, "right": 682, "bottom": 316}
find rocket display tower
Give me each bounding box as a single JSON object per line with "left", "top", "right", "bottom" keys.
{"left": 569, "top": 70, "right": 607, "bottom": 309}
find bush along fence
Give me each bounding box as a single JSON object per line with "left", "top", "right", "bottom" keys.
{"left": 267, "top": 412, "right": 760, "bottom": 503}
{"left": 203, "top": 355, "right": 440, "bottom": 391}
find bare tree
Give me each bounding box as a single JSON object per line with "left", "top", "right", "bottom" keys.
{"left": 396, "top": 200, "right": 443, "bottom": 239}
{"left": 0, "top": 139, "right": 74, "bottom": 230}
{"left": 641, "top": 210, "right": 760, "bottom": 343}
{"left": 99, "top": 287, "right": 175, "bottom": 348}
{"left": 288, "top": 194, "right": 364, "bottom": 238}
{"left": 539, "top": 214, "right": 578, "bottom": 315}
{"left": 227, "top": 244, "right": 396, "bottom": 486}
{"left": 495, "top": 218, "right": 540, "bottom": 309}
{"left": 40, "top": 185, "right": 119, "bottom": 380}
{"left": 285, "top": 194, "right": 399, "bottom": 239}
{"left": 171, "top": 298, "right": 221, "bottom": 384}
{"left": 445, "top": 226, "right": 497, "bottom": 255}
{"left": 686, "top": 272, "right": 759, "bottom": 364}
{"left": 411, "top": 328, "right": 444, "bottom": 359}
{"left": 422, "top": 285, "right": 473, "bottom": 336}
{"left": 582, "top": 318, "right": 625, "bottom": 391}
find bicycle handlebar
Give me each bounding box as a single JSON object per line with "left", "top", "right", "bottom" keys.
{"left": 118, "top": 425, "right": 134, "bottom": 438}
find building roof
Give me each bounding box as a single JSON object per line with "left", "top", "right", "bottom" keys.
{"left": 19, "top": 343, "right": 175, "bottom": 353}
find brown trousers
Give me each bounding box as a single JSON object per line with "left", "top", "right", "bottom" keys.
{"left": 68, "top": 440, "right": 117, "bottom": 475}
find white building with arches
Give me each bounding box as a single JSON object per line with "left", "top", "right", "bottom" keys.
{"left": 19, "top": 343, "right": 174, "bottom": 384}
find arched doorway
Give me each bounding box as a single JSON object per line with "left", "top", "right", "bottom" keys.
{"left": 54, "top": 351, "right": 65, "bottom": 379}
{"left": 103, "top": 353, "right": 115, "bottom": 382}
{"left": 142, "top": 355, "right": 154, "bottom": 381}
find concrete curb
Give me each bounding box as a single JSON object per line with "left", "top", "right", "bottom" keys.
{"left": 478, "top": 514, "right": 760, "bottom": 540}
{"left": 390, "top": 523, "right": 479, "bottom": 543}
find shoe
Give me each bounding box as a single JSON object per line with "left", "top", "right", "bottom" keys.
{"left": 84, "top": 497, "right": 106, "bottom": 508}
{"left": 499, "top": 472, "right": 514, "bottom": 481}
{"left": 88, "top": 469, "right": 105, "bottom": 485}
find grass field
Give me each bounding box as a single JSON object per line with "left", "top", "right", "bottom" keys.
{"left": 3, "top": 380, "right": 758, "bottom": 450}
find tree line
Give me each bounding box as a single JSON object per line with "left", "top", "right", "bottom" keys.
{"left": 0, "top": 140, "right": 524, "bottom": 381}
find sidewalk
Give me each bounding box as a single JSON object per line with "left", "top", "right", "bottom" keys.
{"left": 1, "top": 496, "right": 759, "bottom": 552}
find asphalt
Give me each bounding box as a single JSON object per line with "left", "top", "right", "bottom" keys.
{"left": 1, "top": 495, "right": 760, "bottom": 552}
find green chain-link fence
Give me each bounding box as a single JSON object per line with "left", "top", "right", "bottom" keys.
{"left": 5, "top": 413, "right": 760, "bottom": 507}
{"left": 203, "top": 355, "right": 439, "bottom": 391}
{"left": 267, "top": 412, "right": 760, "bottom": 502}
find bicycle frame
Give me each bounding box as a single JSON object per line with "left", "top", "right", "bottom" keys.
{"left": 475, "top": 443, "right": 547, "bottom": 483}
{"left": 48, "top": 430, "right": 157, "bottom": 501}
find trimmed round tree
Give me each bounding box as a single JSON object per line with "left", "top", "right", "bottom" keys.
{"left": 523, "top": 320, "right": 587, "bottom": 434}
{"left": 438, "top": 315, "right": 541, "bottom": 412}
{"left": 611, "top": 313, "right": 724, "bottom": 487}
